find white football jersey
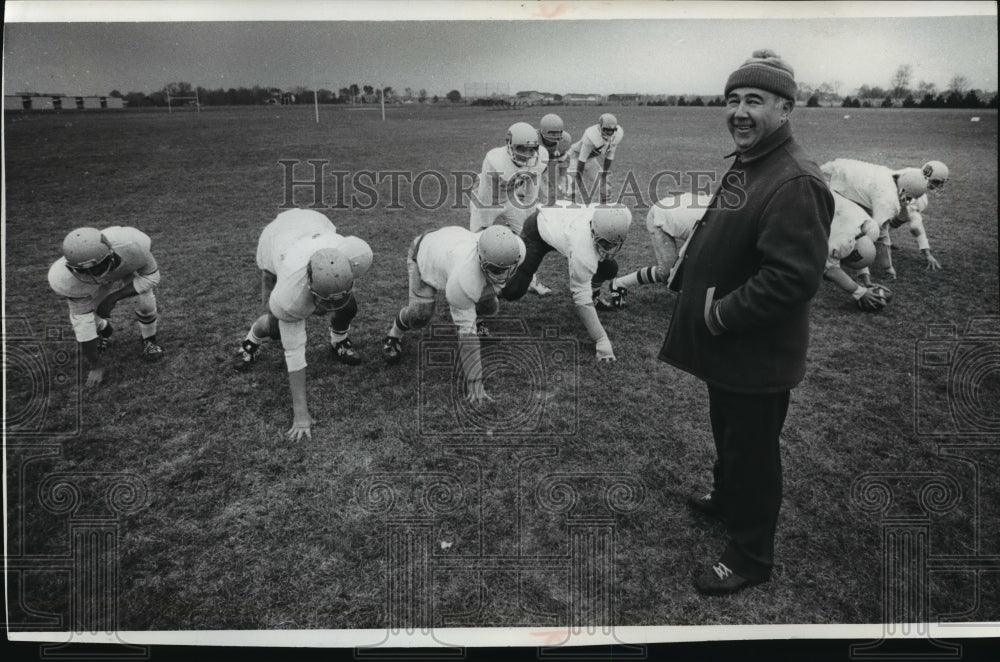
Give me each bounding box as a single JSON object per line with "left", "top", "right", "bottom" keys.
{"left": 569, "top": 124, "right": 624, "bottom": 165}
{"left": 827, "top": 192, "right": 879, "bottom": 269}
{"left": 470, "top": 146, "right": 549, "bottom": 232}
{"left": 49, "top": 226, "right": 158, "bottom": 301}
{"left": 416, "top": 226, "right": 524, "bottom": 333}
{"left": 646, "top": 192, "right": 711, "bottom": 240}
{"left": 536, "top": 202, "right": 605, "bottom": 306}
{"left": 821, "top": 159, "right": 902, "bottom": 228}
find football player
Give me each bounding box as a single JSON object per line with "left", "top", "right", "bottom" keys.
{"left": 820, "top": 159, "right": 930, "bottom": 281}
{"left": 235, "top": 209, "right": 373, "bottom": 441}
{"left": 606, "top": 191, "right": 710, "bottom": 308}
{"left": 48, "top": 226, "right": 164, "bottom": 387}
{"left": 882, "top": 159, "right": 950, "bottom": 271}
{"left": 537, "top": 113, "right": 573, "bottom": 206}
{"left": 500, "top": 202, "right": 632, "bottom": 362}
{"left": 382, "top": 225, "right": 526, "bottom": 404}
{"left": 566, "top": 113, "right": 624, "bottom": 205}
{"left": 822, "top": 192, "right": 886, "bottom": 311}
{"left": 469, "top": 121, "right": 551, "bottom": 296}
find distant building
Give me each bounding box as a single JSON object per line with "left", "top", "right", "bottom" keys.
{"left": 607, "top": 93, "right": 642, "bottom": 105}
{"left": 563, "top": 93, "right": 603, "bottom": 105}
{"left": 4, "top": 94, "right": 124, "bottom": 110}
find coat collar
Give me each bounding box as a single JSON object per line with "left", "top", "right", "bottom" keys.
{"left": 724, "top": 121, "right": 794, "bottom": 164}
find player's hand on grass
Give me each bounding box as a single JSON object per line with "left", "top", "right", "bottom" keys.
{"left": 925, "top": 254, "right": 942, "bottom": 270}
{"left": 287, "top": 412, "right": 315, "bottom": 441}
{"left": 854, "top": 288, "right": 886, "bottom": 312}
{"left": 595, "top": 338, "right": 616, "bottom": 363}
{"left": 85, "top": 367, "right": 105, "bottom": 388}
{"left": 465, "top": 379, "right": 494, "bottom": 406}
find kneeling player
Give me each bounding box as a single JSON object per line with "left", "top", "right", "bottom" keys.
{"left": 500, "top": 202, "right": 632, "bottom": 362}
{"left": 607, "top": 191, "right": 710, "bottom": 308}
{"left": 48, "top": 225, "right": 164, "bottom": 387}
{"left": 236, "top": 209, "right": 373, "bottom": 441}
{"left": 382, "top": 225, "right": 525, "bottom": 404}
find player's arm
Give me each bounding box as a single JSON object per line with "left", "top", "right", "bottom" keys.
{"left": 569, "top": 262, "right": 614, "bottom": 361}
{"left": 823, "top": 264, "right": 884, "bottom": 310}
{"left": 446, "top": 281, "right": 492, "bottom": 404}
{"left": 277, "top": 318, "right": 314, "bottom": 440}
{"left": 63, "top": 295, "right": 107, "bottom": 387}
{"left": 903, "top": 206, "right": 941, "bottom": 269}
{"left": 572, "top": 139, "right": 596, "bottom": 203}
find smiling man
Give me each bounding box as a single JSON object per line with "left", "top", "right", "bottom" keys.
{"left": 659, "top": 50, "right": 833, "bottom": 595}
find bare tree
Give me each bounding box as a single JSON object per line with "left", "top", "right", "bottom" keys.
{"left": 948, "top": 74, "right": 970, "bottom": 96}
{"left": 890, "top": 64, "right": 912, "bottom": 99}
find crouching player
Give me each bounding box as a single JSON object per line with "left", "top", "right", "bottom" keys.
{"left": 500, "top": 202, "right": 632, "bottom": 362}
{"left": 607, "top": 191, "right": 710, "bottom": 308}
{"left": 382, "top": 225, "right": 526, "bottom": 405}
{"left": 235, "top": 209, "right": 373, "bottom": 441}
{"left": 48, "top": 226, "right": 164, "bottom": 387}
{"left": 822, "top": 192, "right": 888, "bottom": 311}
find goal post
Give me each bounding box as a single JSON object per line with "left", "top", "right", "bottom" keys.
{"left": 166, "top": 92, "right": 200, "bottom": 113}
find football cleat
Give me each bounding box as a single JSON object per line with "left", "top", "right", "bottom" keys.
{"left": 528, "top": 276, "right": 552, "bottom": 296}
{"left": 609, "top": 283, "right": 627, "bottom": 309}
{"left": 141, "top": 338, "right": 164, "bottom": 363}
{"left": 331, "top": 337, "right": 362, "bottom": 366}
{"left": 382, "top": 336, "right": 403, "bottom": 365}
{"left": 234, "top": 339, "right": 260, "bottom": 371}
{"left": 593, "top": 293, "right": 614, "bottom": 312}
{"left": 475, "top": 321, "right": 491, "bottom": 338}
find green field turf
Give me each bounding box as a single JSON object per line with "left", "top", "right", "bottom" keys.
{"left": 4, "top": 104, "right": 999, "bottom": 633}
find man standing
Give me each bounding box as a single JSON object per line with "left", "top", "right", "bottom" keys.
{"left": 659, "top": 50, "right": 833, "bottom": 595}
{"left": 48, "top": 226, "right": 164, "bottom": 388}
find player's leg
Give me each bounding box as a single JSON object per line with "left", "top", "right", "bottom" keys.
{"left": 384, "top": 239, "right": 437, "bottom": 364}
{"left": 328, "top": 292, "right": 361, "bottom": 365}
{"left": 473, "top": 293, "right": 499, "bottom": 336}
{"left": 500, "top": 208, "right": 552, "bottom": 296}
{"left": 134, "top": 290, "right": 163, "bottom": 362}
{"left": 235, "top": 271, "right": 279, "bottom": 370}
{"left": 609, "top": 226, "right": 674, "bottom": 308}
{"left": 500, "top": 211, "right": 553, "bottom": 302}
{"left": 874, "top": 225, "right": 895, "bottom": 280}
{"left": 592, "top": 257, "right": 620, "bottom": 311}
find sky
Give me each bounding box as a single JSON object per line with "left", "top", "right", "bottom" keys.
{"left": 3, "top": 1, "right": 998, "bottom": 98}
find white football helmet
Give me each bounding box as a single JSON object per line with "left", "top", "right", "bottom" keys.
{"left": 62, "top": 227, "right": 116, "bottom": 282}
{"left": 896, "top": 169, "right": 927, "bottom": 204}
{"left": 337, "top": 235, "right": 374, "bottom": 279}
{"left": 506, "top": 122, "right": 540, "bottom": 168}
{"left": 477, "top": 225, "right": 524, "bottom": 286}
{"left": 539, "top": 114, "right": 564, "bottom": 144}
{"left": 922, "top": 160, "right": 949, "bottom": 192}
{"left": 598, "top": 113, "right": 618, "bottom": 142}
{"left": 841, "top": 234, "right": 876, "bottom": 270}
{"left": 591, "top": 205, "right": 632, "bottom": 258}
{"left": 308, "top": 247, "right": 355, "bottom": 301}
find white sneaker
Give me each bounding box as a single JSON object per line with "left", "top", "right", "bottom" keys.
{"left": 528, "top": 277, "right": 552, "bottom": 296}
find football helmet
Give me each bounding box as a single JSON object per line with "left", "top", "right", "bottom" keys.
{"left": 338, "top": 235, "right": 374, "bottom": 279}
{"left": 895, "top": 169, "right": 927, "bottom": 204}
{"left": 591, "top": 205, "right": 632, "bottom": 258}
{"left": 598, "top": 113, "right": 618, "bottom": 141}
{"left": 841, "top": 234, "right": 876, "bottom": 270}
{"left": 506, "top": 122, "right": 540, "bottom": 168}
{"left": 539, "top": 114, "right": 564, "bottom": 144}
{"left": 62, "top": 227, "right": 116, "bottom": 282}
{"left": 307, "top": 247, "right": 355, "bottom": 301}
{"left": 922, "top": 160, "right": 949, "bottom": 191}
{"left": 477, "top": 225, "right": 523, "bottom": 286}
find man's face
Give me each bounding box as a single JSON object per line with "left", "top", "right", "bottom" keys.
{"left": 725, "top": 87, "right": 791, "bottom": 151}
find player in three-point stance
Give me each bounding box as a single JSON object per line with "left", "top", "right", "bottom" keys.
{"left": 48, "top": 225, "right": 164, "bottom": 388}
{"left": 822, "top": 192, "right": 888, "bottom": 311}
{"left": 605, "top": 191, "right": 711, "bottom": 308}
{"left": 235, "top": 208, "right": 373, "bottom": 441}
{"left": 566, "top": 113, "right": 624, "bottom": 205}
{"left": 500, "top": 202, "right": 632, "bottom": 362}
{"left": 382, "top": 225, "right": 526, "bottom": 405}
{"left": 819, "top": 159, "right": 931, "bottom": 282}
{"left": 469, "top": 121, "right": 551, "bottom": 296}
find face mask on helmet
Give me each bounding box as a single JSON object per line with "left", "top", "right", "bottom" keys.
{"left": 66, "top": 254, "right": 117, "bottom": 281}
{"left": 922, "top": 161, "right": 949, "bottom": 192}
{"left": 307, "top": 248, "right": 355, "bottom": 305}
{"left": 478, "top": 226, "right": 522, "bottom": 285}
{"left": 539, "top": 114, "right": 564, "bottom": 143}
{"left": 599, "top": 114, "right": 618, "bottom": 141}
{"left": 506, "top": 122, "right": 540, "bottom": 168}
{"left": 590, "top": 206, "right": 631, "bottom": 259}
{"left": 62, "top": 228, "right": 117, "bottom": 283}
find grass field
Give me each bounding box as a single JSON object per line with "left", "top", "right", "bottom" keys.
{"left": 4, "top": 104, "right": 999, "bottom": 636}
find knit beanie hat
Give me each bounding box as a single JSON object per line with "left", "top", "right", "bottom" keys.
{"left": 724, "top": 49, "right": 797, "bottom": 100}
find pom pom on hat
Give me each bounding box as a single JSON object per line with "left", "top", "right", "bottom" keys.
{"left": 725, "top": 49, "right": 797, "bottom": 100}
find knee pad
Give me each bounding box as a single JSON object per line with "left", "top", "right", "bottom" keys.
{"left": 403, "top": 301, "right": 435, "bottom": 329}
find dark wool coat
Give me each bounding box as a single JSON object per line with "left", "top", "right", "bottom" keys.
{"left": 659, "top": 122, "right": 834, "bottom": 393}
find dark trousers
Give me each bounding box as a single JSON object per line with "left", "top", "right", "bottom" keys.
{"left": 708, "top": 385, "right": 789, "bottom": 581}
